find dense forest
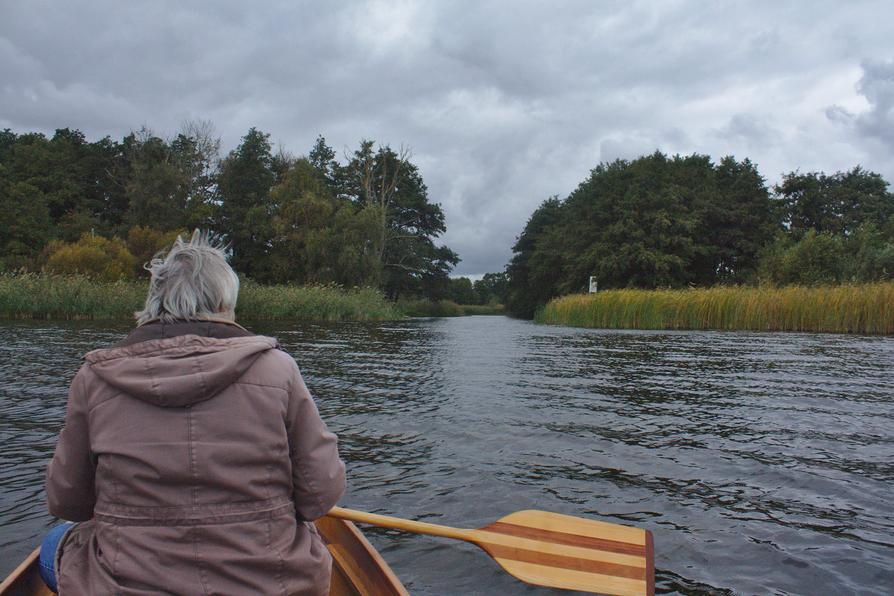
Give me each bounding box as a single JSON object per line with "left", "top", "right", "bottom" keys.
{"left": 3, "top": 126, "right": 893, "bottom": 317}
{"left": 505, "top": 152, "right": 894, "bottom": 318}
{"left": 0, "top": 124, "right": 457, "bottom": 300}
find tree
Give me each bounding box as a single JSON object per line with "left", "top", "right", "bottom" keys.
{"left": 308, "top": 135, "right": 339, "bottom": 188}
{"left": 0, "top": 128, "right": 125, "bottom": 251}
{"left": 756, "top": 230, "right": 848, "bottom": 285}
{"left": 557, "top": 153, "right": 704, "bottom": 291}
{"left": 0, "top": 164, "right": 52, "bottom": 270}
{"left": 171, "top": 119, "right": 221, "bottom": 229}
{"left": 216, "top": 128, "right": 276, "bottom": 280}
{"left": 849, "top": 223, "right": 894, "bottom": 282}
{"left": 338, "top": 140, "right": 458, "bottom": 298}
{"left": 448, "top": 276, "right": 478, "bottom": 304}
{"left": 775, "top": 167, "right": 894, "bottom": 237}
{"left": 506, "top": 196, "right": 565, "bottom": 318}
{"left": 505, "top": 152, "right": 780, "bottom": 317}
{"left": 0, "top": 129, "right": 17, "bottom": 163}
{"left": 123, "top": 128, "right": 189, "bottom": 231}
{"left": 268, "top": 158, "right": 381, "bottom": 286}
{"left": 695, "top": 156, "right": 777, "bottom": 283}
{"left": 474, "top": 272, "right": 509, "bottom": 304}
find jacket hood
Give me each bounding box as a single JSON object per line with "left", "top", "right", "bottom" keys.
{"left": 84, "top": 334, "right": 279, "bottom": 407}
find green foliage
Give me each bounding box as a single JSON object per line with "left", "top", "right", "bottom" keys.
{"left": 700, "top": 156, "right": 778, "bottom": 281}
{"left": 0, "top": 274, "right": 401, "bottom": 321}
{"left": 444, "top": 275, "right": 508, "bottom": 306}
{"left": 126, "top": 226, "right": 188, "bottom": 274}
{"left": 0, "top": 164, "right": 52, "bottom": 270}
{"left": 850, "top": 223, "right": 894, "bottom": 281}
{"left": 45, "top": 234, "right": 137, "bottom": 281}
{"left": 458, "top": 303, "right": 505, "bottom": 315}
{"left": 537, "top": 283, "right": 894, "bottom": 335}
{"left": 396, "top": 298, "right": 504, "bottom": 317}
{"left": 0, "top": 273, "right": 146, "bottom": 319}
{"left": 308, "top": 135, "right": 339, "bottom": 187}
{"left": 0, "top": 128, "right": 125, "bottom": 248}
{"left": 338, "top": 140, "right": 459, "bottom": 299}
{"left": 506, "top": 197, "right": 565, "bottom": 318}
{"left": 235, "top": 281, "right": 400, "bottom": 321}
{"left": 756, "top": 231, "right": 848, "bottom": 285}
{"left": 447, "top": 277, "right": 477, "bottom": 304}
{"left": 1, "top": 125, "right": 458, "bottom": 301}
{"left": 474, "top": 272, "right": 509, "bottom": 305}
{"left": 776, "top": 167, "right": 894, "bottom": 236}
{"left": 123, "top": 130, "right": 189, "bottom": 230}
{"left": 506, "top": 152, "right": 893, "bottom": 318}
{"left": 756, "top": 225, "right": 894, "bottom": 285}
{"left": 216, "top": 127, "right": 277, "bottom": 280}
{"left": 268, "top": 158, "right": 382, "bottom": 287}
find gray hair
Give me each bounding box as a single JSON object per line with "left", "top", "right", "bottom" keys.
{"left": 135, "top": 230, "right": 240, "bottom": 325}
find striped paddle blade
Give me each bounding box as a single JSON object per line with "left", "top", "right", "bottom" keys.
{"left": 327, "top": 506, "right": 654, "bottom": 596}
{"left": 471, "top": 510, "right": 654, "bottom": 596}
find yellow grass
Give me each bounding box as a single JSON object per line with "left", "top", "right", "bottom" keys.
{"left": 536, "top": 283, "right": 894, "bottom": 334}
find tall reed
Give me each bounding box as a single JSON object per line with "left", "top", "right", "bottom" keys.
{"left": 396, "top": 298, "right": 505, "bottom": 317}
{"left": 536, "top": 283, "right": 894, "bottom": 334}
{"left": 0, "top": 274, "right": 401, "bottom": 322}
{"left": 237, "top": 281, "right": 401, "bottom": 321}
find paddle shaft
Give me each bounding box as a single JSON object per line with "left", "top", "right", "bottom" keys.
{"left": 327, "top": 506, "right": 654, "bottom": 596}
{"left": 328, "top": 506, "right": 473, "bottom": 542}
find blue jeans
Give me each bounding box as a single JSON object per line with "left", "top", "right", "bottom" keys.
{"left": 39, "top": 522, "right": 74, "bottom": 593}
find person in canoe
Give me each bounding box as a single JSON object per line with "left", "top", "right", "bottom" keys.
{"left": 42, "top": 230, "right": 346, "bottom": 595}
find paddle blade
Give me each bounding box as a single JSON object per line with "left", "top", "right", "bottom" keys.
{"left": 473, "top": 510, "right": 654, "bottom": 596}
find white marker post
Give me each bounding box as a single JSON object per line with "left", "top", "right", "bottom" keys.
{"left": 589, "top": 276, "right": 598, "bottom": 293}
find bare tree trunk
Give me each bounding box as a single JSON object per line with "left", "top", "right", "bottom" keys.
{"left": 357, "top": 144, "right": 410, "bottom": 263}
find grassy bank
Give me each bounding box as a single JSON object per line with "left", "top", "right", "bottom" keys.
{"left": 397, "top": 298, "right": 505, "bottom": 317}
{"left": 0, "top": 274, "right": 402, "bottom": 321}
{"left": 536, "top": 283, "right": 894, "bottom": 334}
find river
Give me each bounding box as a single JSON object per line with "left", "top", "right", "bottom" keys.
{"left": 1, "top": 316, "right": 892, "bottom": 594}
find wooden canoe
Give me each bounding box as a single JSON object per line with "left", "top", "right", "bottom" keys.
{"left": 0, "top": 516, "right": 408, "bottom": 596}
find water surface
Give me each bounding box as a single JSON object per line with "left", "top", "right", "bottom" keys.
{"left": 1, "top": 317, "right": 892, "bottom": 594}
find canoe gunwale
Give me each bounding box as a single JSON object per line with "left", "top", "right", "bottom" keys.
{"left": 0, "top": 516, "right": 407, "bottom": 596}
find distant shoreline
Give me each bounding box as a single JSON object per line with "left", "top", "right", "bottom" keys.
{"left": 0, "top": 274, "right": 505, "bottom": 322}
{"left": 536, "top": 283, "right": 894, "bottom": 335}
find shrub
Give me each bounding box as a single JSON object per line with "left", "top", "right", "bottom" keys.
{"left": 45, "top": 234, "right": 137, "bottom": 281}
{"left": 757, "top": 231, "right": 848, "bottom": 285}
{"left": 126, "top": 226, "right": 188, "bottom": 275}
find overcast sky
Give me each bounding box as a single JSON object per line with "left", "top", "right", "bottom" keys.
{"left": 2, "top": 1, "right": 892, "bottom": 276}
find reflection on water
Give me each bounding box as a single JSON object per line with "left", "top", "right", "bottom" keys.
{"left": 1, "top": 317, "right": 892, "bottom": 594}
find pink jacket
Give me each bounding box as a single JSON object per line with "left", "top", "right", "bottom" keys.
{"left": 46, "top": 321, "right": 346, "bottom": 595}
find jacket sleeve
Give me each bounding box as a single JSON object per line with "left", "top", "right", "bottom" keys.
{"left": 286, "top": 362, "right": 346, "bottom": 521}
{"left": 46, "top": 367, "right": 96, "bottom": 521}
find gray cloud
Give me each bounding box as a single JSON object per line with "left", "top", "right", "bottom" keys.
{"left": 854, "top": 60, "right": 894, "bottom": 149}
{"left": 1, "top": 0, "right": 892, "bottom": 275}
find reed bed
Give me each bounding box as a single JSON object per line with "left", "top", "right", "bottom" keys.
{"left": 0, "top": 273, "right": 401, "bottom": 322}
{"left": 397, "top": 299, "right": 505, "bottom": 317}
{"left": 536, "top": 283, "right": 894, "bottom": 334}
{"left": 238, "top": 282, "right": 401, "bottom": 321}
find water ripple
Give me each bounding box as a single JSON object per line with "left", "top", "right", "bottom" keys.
{"left": 1, "top": 318, "right": 892, "bottom": 594}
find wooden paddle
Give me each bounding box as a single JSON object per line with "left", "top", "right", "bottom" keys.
{"left": 327, "top": 506, "right": 654, "bottom": 596}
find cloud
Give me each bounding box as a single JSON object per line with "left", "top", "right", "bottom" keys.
{"left": 822, "top": 60, "right": 894, "bottom": 181}
{"left": 1, "top": 1, "right": 892, "bottom": 274}
{"left": 854, "top": 60, "right": 894, "bottom": 149}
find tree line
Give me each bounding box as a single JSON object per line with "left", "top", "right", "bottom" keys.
{"left": 443, "top": 272, "right": 508, "bottom": 306}
{"left": 505, "top": 152, "right": 894, "bottom": 318}
{"left": 0, "top": 124, "right": 458, "bottom": 299}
